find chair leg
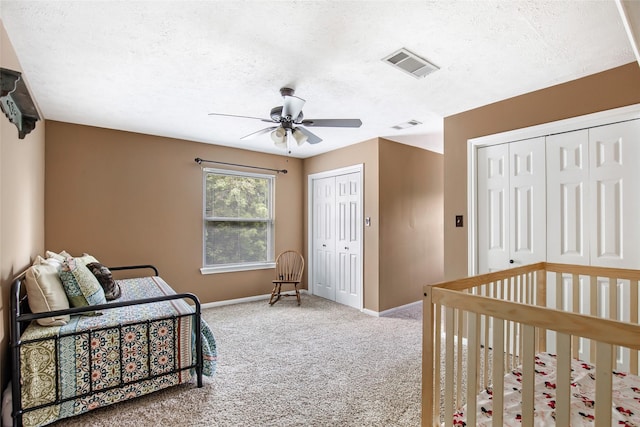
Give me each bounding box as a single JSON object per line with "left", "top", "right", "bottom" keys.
{"left": 295, "top": 284, "right": 300, "bottom": 306}
{"left": 269, "top": 283, "right": 281, "bottom": 305}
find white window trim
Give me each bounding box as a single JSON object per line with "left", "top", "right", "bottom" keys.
{"left": 201, "top": 167, "right": 275, "bottom": 274}
{"left": 200, "top": 262, "right": 276, "bottom": 275}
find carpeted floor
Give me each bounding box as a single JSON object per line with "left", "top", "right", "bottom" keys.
{"left": 53, "top": 294, "right": 423, "bottom": 426}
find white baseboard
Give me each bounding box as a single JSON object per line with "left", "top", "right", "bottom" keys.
{"left": 200, "top": 290, "right": 308, "bottom": 310}
{"left": 200, "top": 291, "right": 419, "bottom": 317}
{"left": 362, "top": 300, "right": 422, "bottom": 317}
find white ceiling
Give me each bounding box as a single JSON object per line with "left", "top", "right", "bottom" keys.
{"left": 1, "top": 1, "right": 638, "bottom": 158}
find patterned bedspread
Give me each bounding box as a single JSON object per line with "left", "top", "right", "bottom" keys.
{"left": 452, "top": 352, "right": 640, "bottom": 426}
{"left": 18, "top": 276, "right": 217, "bottom": 427}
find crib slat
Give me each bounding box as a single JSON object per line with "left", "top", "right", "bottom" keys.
{"left": 556, "top": 272, "right": 563, "bottom": 310}
{"left": 572, "top": 274, "right": 579, "bottom": 359}
{"left": 521, "top": 324, "right": 535, "bottom": 427}
{"left": 492, "top": 318, "right": 505, "bottom": 426}
{"left": 456, "top": 308, "right": 463, "bottom": 408}
{"left": 466, "top": 312, "right": 478, "bottom": 427}
{"left": 609, "top": 277, "right": 618, "bottom": 320}
{"left": 631, "top": 281, "right": 639, "bottom": 375}
{"left": 444, "top": 307, "right": 455, "bottom": 427}
{"left": 423, "top": 288, "right": 435, "bottom": 427}
{"left": 536, "top": 269, "right": 547, "bottom": 351}
{"left": 609, "top": 277, "right": 618, "bottom": 371}
{"left": 590, "top": 275, "right": 597, "bottom": 362}
{"left": 595, "top": 342, "right": 613, "bottom": 427}
{"left": 434, "top": 303, "right": 442, "bottom": 425}
{"left": 555, "top": 333, "right": 572, "bottom": 427}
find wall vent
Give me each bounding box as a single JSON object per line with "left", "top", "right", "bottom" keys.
{"left": 382, "top": 48, "right": 439, "bottom": 79}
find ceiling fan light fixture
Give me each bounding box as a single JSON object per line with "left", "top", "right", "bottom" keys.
{"left": 291, "top": 128, "right": 308, "bottom": 146}
{"left": 271, "top": 127, "right": 287, "bottom": 148}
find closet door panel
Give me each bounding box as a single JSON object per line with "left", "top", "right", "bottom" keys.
{"left": 510, "top": 137, "right": 546, "bottom": 266}
{"left": 478, "top": 144, "right": 510, "bottom": 273}
{"left": 312, "top": 177, "right": 336, "bottom": 300}
{"left": 335, "top": 172, "right": 362, "bottom": 308}
{"left": 589, "top": 120, "right": 640, "bottom": 268}
{"left": 546, "top": 129, "right": 590, "bottom": 265}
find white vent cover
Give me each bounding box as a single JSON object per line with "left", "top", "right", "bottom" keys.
{"left": 391, "top": 119, "right": 422, "bottom": 130}
{"left": 382, "top": 48, "right": 439, "bottom": 79}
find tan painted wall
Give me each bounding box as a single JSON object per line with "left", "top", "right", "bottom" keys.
{"left": 378, "top": 139, "right": 443, "bottom": 311}
{"left": 443, "top": 62, "right": 640, "bottom": 281}
{"left": 0, "top": 20, "right": 46, "bottom": 388}
{"left": 45, "top": 121, "right": 303, "bottom": 304}
{"left": 302, "top": 139, "right": 380, "bottom": 311}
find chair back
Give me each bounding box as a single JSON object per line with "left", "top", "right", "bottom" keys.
{"left": 275, "top": 250, "right": 304, "bottom": 282}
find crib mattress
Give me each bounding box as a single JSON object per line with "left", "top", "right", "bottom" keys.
{"left": 453, "top": 352, "right": 640, "bottom": 426}
{"left": 18, "top": 276, "right": 217, "bottom": 427}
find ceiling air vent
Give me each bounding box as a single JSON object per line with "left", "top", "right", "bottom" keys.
{"left": 392, "top": 119, "right": 422, "bottom": 130}
{"left": 382, "top": 48, "right": 439, "bottom": 79}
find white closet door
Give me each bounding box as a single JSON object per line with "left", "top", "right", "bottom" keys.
{"left": 312, "top": 176, "right": 336, "bottom": 300}
{"left": 478, "top": 144, "right": 510, "bottom": 273}
{"left": 477, "top": 138, "right": 545, "bottom": 273}
{"left": 509, "top": 137, "right": 546, "bottom": 267}
{"left": 589, "top": 120, "right": 640, "bottom": 268}
{"left": 546, "top": 129, "right": 590, "bottom": 265}
{"left": 335, "top": 172, "right": 362, "bottom": 308}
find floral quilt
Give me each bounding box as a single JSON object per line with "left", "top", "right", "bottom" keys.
{"left": 453, "top": 352, "right": 640, "bottom": 426}
{"left": 18, "top": 276, "right": 217, "bottom": 427}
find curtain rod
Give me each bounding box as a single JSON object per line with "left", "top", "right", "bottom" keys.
{"left": 194, "top": 158, "right": 287, "bottom": 174}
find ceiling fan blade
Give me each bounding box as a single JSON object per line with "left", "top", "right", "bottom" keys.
{"left": 209, "top": 112, "right": 274, "bottom": 123}
{"left": 296, "top": 126, "right": 323, "bottom": 144}
{"left": 300, "top": 118, "right": 362, "bottom": 128}
{"left": 281, "top": 95, "right": 305, "bottom": 121}
{"left": 240, "top": 126, "right": 279, "bottom": 140}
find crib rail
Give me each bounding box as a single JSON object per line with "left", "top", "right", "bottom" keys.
{"left": 422, "top": 262, "right": 640, "bottom": 427}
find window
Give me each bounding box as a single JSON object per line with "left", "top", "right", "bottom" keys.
{"left": 201, "top": 169, "right": 275, "bottom": 274}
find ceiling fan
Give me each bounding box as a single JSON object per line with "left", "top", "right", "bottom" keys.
{"left": 208, "top": 87, "right": 362, "bottom": 149}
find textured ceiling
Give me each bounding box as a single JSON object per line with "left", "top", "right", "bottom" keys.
{"left": 0, "top": 1, "right": 637, "bottom": 158}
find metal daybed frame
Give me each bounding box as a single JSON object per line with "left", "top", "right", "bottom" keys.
{"left": 9, "top": 265, "right": 203, "bottom": 427}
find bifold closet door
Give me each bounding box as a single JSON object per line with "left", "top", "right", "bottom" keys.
{"left": 312, "top": 176, "right": 336, "bottom": 301}
{"left": 477, "top": 138, "right": 546, "bottom": 273}
{"left": 547, "top": 119, "right": 640, "bottom": 268}
{"left": 589, "top": 120, "right": 640, "bottom": 269}
{"left": 334, "top": 172, "right": 362, "bottom": 308}
{"left": 311, "top": 171, "right": 363, "bottom": 309}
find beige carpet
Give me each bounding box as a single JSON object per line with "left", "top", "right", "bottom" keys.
{"left": 53, "top": 294, "right": 423, "bottom": 426}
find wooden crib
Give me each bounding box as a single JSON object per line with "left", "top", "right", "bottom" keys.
{"left": 422, "top": 262, "right": 640, "bottom": 426}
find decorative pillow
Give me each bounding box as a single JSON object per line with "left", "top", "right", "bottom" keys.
{"left": 24, "top": 263, "right": 70, "bottom": 326}
{"left": 86, "top": 262, "right": 121, "bottom": 300}
{"left": 45, "top": 250, "right": 72, "bottom": 263}
{"left": 59, "top": 257, "right": 107, "bottom": 308}
{"left": 77, "top": 253, "right": 99, "bottom": 265}
{"left": 34, "top": 255, "right": 63, "bottom": 271}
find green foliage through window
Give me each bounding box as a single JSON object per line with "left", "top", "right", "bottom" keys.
{"left": 203, "top": 170, "right": 274, "bottom": 267}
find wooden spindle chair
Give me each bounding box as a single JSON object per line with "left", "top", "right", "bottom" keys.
{"left": 268, "top": 250, "right": 304, "bottom": 306}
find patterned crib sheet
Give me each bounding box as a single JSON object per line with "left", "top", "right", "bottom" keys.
{"left": 18, "top": 276, "right": 217, "bottom": 427}
{"left": 453, "top": 352, "right": 640, "bottom": 426}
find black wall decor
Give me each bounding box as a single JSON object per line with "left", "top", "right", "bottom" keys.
{"left": 1, "top": 67, "right": 40, "bottom": 139}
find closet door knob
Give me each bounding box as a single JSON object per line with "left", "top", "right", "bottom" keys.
{"left": 509, "top": 259, "right": 515, "bottom": 264}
